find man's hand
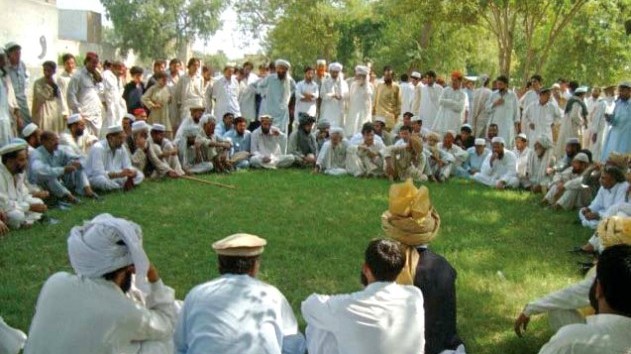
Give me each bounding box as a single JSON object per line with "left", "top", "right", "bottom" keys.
{"left": 271, "top": 129, "right": 280, "bottom": 137}
{"left": 167, "top": 170, "right": 180, "bottom": 179}
{"left": 496, "top": 181, "right": 506, "bottom": 190}
{"left": 121, "top": 168, "right": 137, "bottom": 178}
{"left": 30, "top": 203, "right": 48, "bottom": 213}
{"left": 262, "top": 156, "right": 272, "bottom": 163}
{"left": 514, "top": 312, "right": 530, "bottom": 337}
{"left": 147, "top": 264, "right": 160, "bottom": 283}
{"left": 32, "top": 190, "right": 50, "bottom": 200}
{"left": 64, "top": 164, "right": 77, "bottom": 174}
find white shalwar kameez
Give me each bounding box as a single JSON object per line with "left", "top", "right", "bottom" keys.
{"left": 208, "top": 76, "right": 241, "bottom": 118}
{"left": 471, "top": 87, "right": 492, "bottom": 138}
{"left": 345, "top": 80, "right": 373, "bottom": 137}
{"left": 413, "top": 83, "right": 443, "bottom": 129}
{"left": 522, "top": 101, "right": 561, "bottom": 147}
{"left": 301, "top": 281, "right": 425, "bottom": 354}
{"left": 174, "top": 274, "right": 305, "bottom": 354}
{"left": 101, "top": 70, "right": 127, "bottom": 136}
{"left": 316, "top": 140, "right": 350, "bottom": 176}
{"left": 175, "top": 74, "right": 205, "bottom": 121}
{"left": 56, "top": 70, "right": 74, "bottom": 118}
{"left": 400, "top": 81, "right": 415, "bottom": 118}
{"left": 258, "top": 74, "right": 295, "bottom": 133}
{"left": 432, "top": 87, "right": 467, "bottom": 135}
{"left": 578, "top": 181, "right": 629, "bottom": 229}
{"left": 250, "top": 127, "right": 295, "bottom": 169}
{"left": 472, "top": 149, "right": 519, "bottom": 188}
{"left": 588, "top": 97, "right": 615, "bottom": 163}
{"left": 238, "top": 73, "right": 259, "bottom": 122}
{"left": 0, "top": 164, "right": 43, "bottom": 229}
{"left": 0, "top": 78, "right": 14, "bottom": 146}
{"left": 67, "top": 67, "right": 104, "bottom": 136}
{"left": 294, "top": 79, "right": 319, "bottom": 122}
{"left": 556, "top": 99, "right": 586, "bottom": 159}
{"left": 320, "top": 76, "right": 348, "bottom": 128}
{"left": 85, "top": 140, "right": 144, "bottom": 190}
{"left": 485, "top": 91, "right": 520, "bottom": 148}
{"left": 59, "top": 130, "right": 98, "bottom": 158}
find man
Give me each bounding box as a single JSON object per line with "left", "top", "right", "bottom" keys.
{"left": 174, "top": 99, "right": 205, "bottom": 143}
{"left": 223, "top": 116, "right": 252, "bottom": 169}
{"left": 294, "top": 66, "right": 319, "bottom": 131}
{"left": 250, "top": 115, "right": 295, "bottom": 169}
{"left": 146, "top": 123, "right": 185, "bottom": 178}
{"left": 346, "top": 65, "right": 373, "bottom": 137}
{"left": 24, "top": 214, "right": 178, "bottom": 354}
{"left": 400, "top": 73, "right": 417, "bottom": 119}
{"left": 538, "top": 244, "right": 631, "bottom": 354}
{"left": 522, "top": 87, "right": 562, "bottom": 146}
{"left": 485, "top": 123, "right": 499, "bottom": 147}
{"left": 315, "top": 127, "right": 349, "bottom": 176}
{"left": 177, "top": 125, "right": 213, "bottom": 174}
{"left": 524, "top": 135, "right": 556, "bottom": 192}
{"left": 59, "top": 113, "right": 98, "bottom": 157}
{"left": 519, "top": 75, "right": 543, "bottom": 119}
{"left": 175, "top": 58, "right": 204, "bottom": 124}
{"left": 381, "top": 180, "right": 465, "bottom": 354}
{"left": 197, "top": 115, "right": 233, "bottom": 172}
{"left": 31, "top": 61, "right": 62, "bottom": 132}
{"left": 513, "top": 133, "right": 531, "bottom": 185}
{"left": 583, "top": 86, "right": 602, "bottom": 147}
{"left": 207, "top": 64, "right": 241, "bottom": 120}
{"left": 102, "top": 61, "right": 127, "bottom": 133}
{"left": 67, "top": 52, "right": 103, "bottom": 137}
{"left": 0, "top": 141, "right": 47, "bottom": 228}
{"left": 384, "top": 135, "right": 428, "bottom": 182}
{"left": 457, "top": 124, "right": 475, "bottom": 149}
{"left": 56, "top": 53, "right": 76, "bottom": 120}
{"left": 237, "top": 61, "right": 259, "bottom": 123}
{"left": 302, "top": 238, "right": 424, "bottom": 354}
{"left": 425, "top": 132, "right": 455, "bottom": 182}
{"left": 392, "top": 111, "right": 413, "bottom": 137}
{"left": 258, "top": 59, "right": 295, "bottom": 134}
{"left": 145, "top": 59, "right": 167, "bottom": 90}
{"left": 288, "top": 113, "right": 317, "bottom": 167}
{"left": 201, "top": 66, "right": 214, "bottom": 108}
{"left": 319, "top": 62, "right": 348, "bottom": 128}
{"left": 352, "top": 123, "right": 385, "bottom": 177}
{"left": 373, "top": 66, "right": 402, "bottom": 130}
{"left": 86, "top": 125, "right": 144, "bottom": 191}
{"left": 123, "top": 66, "right": 145, "bottom": 114}
{"left": 543, "top": 152, "right": 592, "bottom": 209}
{"left": 412, "top": 70, "right": 443, "bottom": 129}
{"left": 215, "top": 112, "right": 234, "bottom": 137}
{"left": 471, "top": 74, "right": 492, "bottom": 138}
{"left": 601, "top": 82, "right": 631, "bottom": 160}
{"left": 374, "top": 116, "right": 394, "bottom": 146}
{"left": 472, "top": 137, "right": 519, "bottom": 189}
{"left": 438, "top": 130, "right": 468, "bottom": 180}
{"left": 4, "top": 42, "right": 30, "bottom": 124}
{"left": 589, "top": 85, "right": 616, "bottom": 162}
{"left": 175, "top": 233, "right": 305, "bottom": 354}
{"left": 554, "top": 137, "right": 582, "bottom": 173}
{"left": 167, "top": 58, "right": 182, "bottom": 132}
{"left": 556, "top": 85, "right": 588, "bottom": 159}
{"left": 433, "top": 71, "right": 467, "bottom": 135}
{"left": 31, "top": 130, "right": 96, "bottom": 203}
{"left": 457, "top": 138, "right": 490, "bottom": 177}
{"left": 579, "top": 166, "right": 629, "bottom": 229}
{"left": 485, "top": 75, "right": 519, "bottom": 149}
{"left": 315, "top": 119, "right": 330, "bottom": 151}
{"left": 0, "top": 316, "right": 26, "bottom": 354}
{"left": 314, "top": 59, "right": 330, "bottom": 118}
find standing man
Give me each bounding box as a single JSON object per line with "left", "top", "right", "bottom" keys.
{"left": 167, "top": 59, "right": 182, "bottom": 133}
{"left": 373, "top": 66, "right": 402, "bottom": 131}
{"left": 56, "top": 53, "right": 76, "bottom": 121}
{"left": 601, "top": 82, "right": 631, "bottom": 160}
{"left": 31, "top": 61, "right": 63, "bottom": 132}
{"left": 175, "top": 233, "right": 305, "bottom": 354}
{"left": 102, "top": 61, "right": 127, "bottom": 133}
{"left": 258, "top": 60, "right": 295, "bottom": 134}
{"left": 145, "top": 59, "right": 167, "bottom": 90}
{"left": 346, "top": 66, "right": 373, "bottom": 137}
{"left": 175, "top": 58, "right": 204, "bottom": 125}
{"left": 556, "top": 85, "right": 588, "bottom": 159}
{"left": 319, "top": 62, "right": 347, "bottom": 128}
{"left": 3, "top": 42, "right": 30, "bottom": 124}
{"left": 590, "top": 85, "right": 616, "bottom": 162}
{"left": 433, "top": 71, "right": 468, "bottom": 135}
{"left": 293, "top": 66, "right": 319, "bottom": 130}
{"left": 238, "top": 61, "right": 259, "bottom": 123}
{"left": 471, "top": 74, "right": 492, "bottom": 138}
{"left": 207, "top": 64, "right": 241, "bottom": 120}
{"left": 522, "top": 87, "right": 562, "bottom": 146}
{"left": 67, "top": 52, "right": 104, "bottom": 137}
{"left": 399, "top": 73, "right": 416, "bottom": 120}
{"left": 485, "top": 75, "right": 520, "bottom": 149}
{"left": 520, "top": 75, "right": 543, "bottom": 117}
{"left": 412, "top": 70, "right": 443, "bottom": 129}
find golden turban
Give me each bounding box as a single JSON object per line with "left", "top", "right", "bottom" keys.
{"left": 597, "top": 216, "right": 631, "bottom": 249}
{"left": 381, "top": 179, "right": 441, "bottom": 284}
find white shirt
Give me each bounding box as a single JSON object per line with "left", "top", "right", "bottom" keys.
{"left": 301, "top": 281, "right": 425, "bottom": 354}
{"left": 24, "top": 272, "right": 177, "bottom": 354}
{"left": 294, "top": 79, "right": 319, "bottom": 117}
{"left": 478, "top": 148, "right": 518, "bottom": 183}
{"left": 512, "top": 147, "right": 531, "bottom": 178}
{"left": 586, "top": 182, "right": 630, "bottom": 216}
{"left": 174, "top": 274, "right": 301, "bottom": 354}
{"left": 250, "top": 127, "right": 286, "bottom": 160}
{"left": 209, "top": 75, "right": 241, "bottom": 118}
{"left": 538, "top": 314, "right": 631, "bottom": 354}
{"left": 67, "top": 67, "right": 103, "bottom": 117}
{"left": 85, "top": 139, "right": 134, "bottom": 180}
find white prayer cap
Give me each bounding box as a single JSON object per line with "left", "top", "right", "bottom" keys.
{"left": 460, "top": 123, "right": 472, "bottom": 131}
{"left": 355, "top": 65, "right": 369, "bottom": 76}
{"left": 464, "top": 76, "right": 478, "bottom": 82}
{"left": 106, "top": 125, "right": 123, "bottom": 135}
{"left": 200, "top": 113, "right": 216, "bottom": 126}
{"left": 67, "top": 213, "right": 150, "bottom": 292}
{"left": 275, "top": 59, "right": 291, "bottom": 69}
{"left": 0, "top": 141, "right": 27, "bottom": 155}
{"left": 573, "top": 152, "right": 590, "bottom": 163}
{"left": 491, "top": 136, "right": 505, "bottom": 145}
{"left": 122, "top": 113, "right": 135, "bottom": 122}
{"left": 259, "top": 114, "right": 273, "bottom": 122}
{"left": 619, "top": 82, "right": 631, "bottom": 89}
{"left": 187, "top": 98, "right": 205, "bottom": 110}
{"left": 184, "top": 126, "right": 199, "bottom": 138}
{"left": 316, "top": 59, "right": 326, "bottom": 66}
{"left": 131, "top": 120, "right": 150, "bottom": 133}
{"left": 474, "top": 138, "right": 486, "bottom": 146}
{"left": 4, "top": 42, "right": 20, "bottom": 52}
{"left": 212, "top": 233, "right": 267, "bottom": 257}
{"left": 67, "top": 113, "right": 82, "bottom": 125}
{"left": 575, "top": 86, "right": 589, "bottom": 94}
{"left": 151, "top": 123, "right": 165, "bottom": 132}
{"left": 21, "top": 123, "right": 38, "bottom": 138}
{"left": 445, "top": 130, "right": 457, "bottom": 137}
{"left": 536, "top": 135, "right": 553, "bottom": 149}
{"left": 410, "top": 71, "right": 422, "bottom": 79}
{"left": 552, "top": 83, "right": 561, "bottom": 89}
{"left": 328, "top": 62, "right": 343, "bottom": 72}
{"left": 374, "top": 116, "right": 387, "bottom": 124}
{"left": 516, "top": 133, "right": 528, "bottom": 141}
{"left": 411, "top": 115, "right": 422, "bottom": 122}
{"left": 330, "top": 127, "right": 344, "bottom": 136}
{"left": 566, "top": 137, "right": 580, "bottom": 145}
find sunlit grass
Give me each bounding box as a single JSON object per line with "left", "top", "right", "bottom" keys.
{"left": 0, "top": 170, "right": 591, "bottom": 354}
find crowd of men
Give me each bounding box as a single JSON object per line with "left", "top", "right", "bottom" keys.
{"left": 1, "top": 40, "right": 631, "bottom": 354}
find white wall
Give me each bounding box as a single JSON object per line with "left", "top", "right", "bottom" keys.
{"left": 58, "top": 9, "right": 88, "bottom": 42}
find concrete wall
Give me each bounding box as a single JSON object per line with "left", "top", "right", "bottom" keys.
{"left": 59, "top": 9, "right": 102, "bottom": 43}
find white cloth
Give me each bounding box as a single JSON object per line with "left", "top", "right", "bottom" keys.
{"left": 400, "top": 82, "right": 415, "bottom": 117}
{"left": 471, "top": 87, "right": 492, "bottom": 137}
{"left": 0, "top": 316, "right": 27, "bottom": 354}
{"left": 301, "top": 281, "right": 425, "bottom": 354}
{"left": 102, "top": 70, "right": 127, "bottom": 134}
{"left": 67, "top": 67, "right": 104, "bottom": 136}
{"left": 250, "top": 127, "right": 294, "bottom": 169}
{"left": 589, "top": 97, "right": 615, "bottom": 162}
{"left": 208, "top": 75, "right": 241, "bottom": 118}
{"left": 432, "top": 87, "right": 467, "bottom": 135}
{"left": 0, "top": 78, "right": 14, "bottom": 146}
{"left": 175, "top": 74, "right": 205, "bottom": 121}
{"left": 24, "top": 273, "right": 177, "bottom": 354}
{"left": 0, "top": 164, "right": 43, "bottom": 229}
{"left": 294, "top": 80, "right": 319, "bottom": 119}
{"left": 472, "top": 149, "right": 519, "bottom": 188}
{"left": 85, "top": 139, "right": 144, "bottom": 190}
{"left": 538, "top": 314, "right": 631, "bottom": 354}
{"left": 174, "top": 274, "right": 304, "bottom": 354}
{"left": 316, "top": 140, "right": 350, "bottom": 175}
{"left": 579, "top": 182, "right": 630, "bottom": 229}
{"left": 238, "top": 73, "right": 259, "bottom": 122}
{"left": 413, "top": 83, "right": 444, "bottom": 129}
{"left": 522, "top": 101, "right": 562, "bottom": 146}
{"left": 345, "top": 80, "right": 373, "bottom": 137}
{"left": 485, "top": 90, "right": 520, "bottom": 148}
{"left": 320, "top": 75, "right": 349, "bottom": 128}
{"left": 59, "top": 130, "right": 97, "bottom": 157}
{"left": 512, "top": 147, "right": 531, "bottom": 179}
{"left": 258, "top": 74, "right": 296, "bottom": 134}
{"left": 56, "top": 70, "right": 74, "bottom": 117}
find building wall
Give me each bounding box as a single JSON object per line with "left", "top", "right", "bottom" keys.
{"left": 58, "top": 9, "right": 89, "bottom": 42}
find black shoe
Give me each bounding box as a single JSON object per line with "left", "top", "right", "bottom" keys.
{"left": 577, "top": 261, "right": 595, "bottom": 267}
{"left": 569, "top": 246, "right": 594, "bottom": 255}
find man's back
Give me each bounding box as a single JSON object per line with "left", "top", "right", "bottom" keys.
{"left": 302, "top": 281, "right": 425, "bottom": 354}
{"left": 175, "top": 274, "right": 299, "bottom": 354}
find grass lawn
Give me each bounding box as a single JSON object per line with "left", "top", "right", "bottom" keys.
{"left": 0, "top": 169, "right": 593, "bottom": 354}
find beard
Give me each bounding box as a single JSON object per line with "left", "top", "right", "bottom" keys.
{"left": 277, "top": 71, "right": 286, "bottom": 80}
{"left": 121, "top": 269, "right": 133, "bottom": 293}
{"left": 75, "top": 128, "right": 84, "bottom": 137}
{"left": 261, "top": 127, "right": 270, "bottom": 134}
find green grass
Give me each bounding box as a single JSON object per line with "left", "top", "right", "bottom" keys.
{"left": 0, "top": 170, "right": 593, "bottom": 354}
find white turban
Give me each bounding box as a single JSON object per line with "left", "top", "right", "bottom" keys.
{"left": 275, "top": 59, "right": 291, "bottom": 69}
{"left": 330, "top": 127, "right": 344, "bottom": 135}
{"left": 355, "top": 65, "right": 369, "bottom": 76}
{"left": 328, "top": 62, "right": 343, "bottom": 72}
{"left": 200, "top": 113, "right": 216, "bottom": 126}
{"left": 67, "top": 214, "right": 150, "bottom": 292}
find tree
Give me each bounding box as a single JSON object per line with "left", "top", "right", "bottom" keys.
{"left": 100, "top": 0, "right": 227, "bottom": 60}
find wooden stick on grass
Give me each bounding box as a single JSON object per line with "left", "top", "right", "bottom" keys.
{"left": 181, "top": 175, "right": 237, "bottom": 190}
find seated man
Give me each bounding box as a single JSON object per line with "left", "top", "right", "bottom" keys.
{"left": 198, "top": 115, "right": 233, "bottom": 172}
{"left": 59, "top": 113, "right": 98, "bottom": 158}
{"left": 177, "top": 126, "right": 213, "bottom": 174}
{"left": 301, "top": 238, "right": 425, "bottom": 354}
{"left": 288, "top": 113, "right": 317, "bottom": 168}
{"left": 538, "top": 244, "right": 631, "bottom": 354}
{"left": 543, "top": 152, "right": 591, "bottom": 210}
{"left": 438, "top": 130, "right": 468, "bottom": 179}
{"left": 395, "top": 125, "right": 412, "bottom": 146}
{"left": 223, "top": 116, "right": 252, "bottom": 169}
{"left": 147, "top": 123, "right": 185, "bottom": 178}
{"left": 215, "top": 112, "right": 234, "bottom": 137}
{"left": 523, "top": 135, "right": 556, "bottom": 192}
{"left": 392, "top": 111, "right": 413, "bottom": 137}
{"left": 86, "top": 125, "right": 145, "bottom": 192}
{"left": 425, "top": 132, "right": 455, "bottom": 183}
{"left": 373, "top": 116, "right": 394, "bottom": 146}
{"left": 384, "top": 136, "right": 428, "bottom": 182}
{"left": 579, "top": 166, "right": 629, "bottom": 229}
{"left": 381, "top": 179, "right": 465, "bottom": 354}
{"left": 129, "top": 121, "right": 157, "bottom": 177}
{"left": 411, "top": 116, "right": 430, "bottom": 141}
{"left": 250, "top": 115, "right": 295, "bottom": 169}
{"left": 513, "top": 133, "right": 531, "bottom": 186}
{"left": 315, "top": 127, "right": 349, "bottom": 176}
{"left": 581, "top": 202, "right": 631, "bottom": 254}
{"left": 175, "top": 233, "right": 305, "bottom": 354}
{"left": 484, "top": 123, "right": 499, "bottom": 148}
{"left": 455, "top": 123, "right": 475, "bottom": 149}
{"left": 552, "top": 137, "right": 581, "bottom": 174}
{"left": 353, "top": 123, "right": 385, "bottom": 177}
{"left": 314, "top": 119, "right": 330, "bottom": 151}
{"left": 31, "top": 131, "right": 96, "bottom": 203}
{"left": 456, "top": 138, "right": 489, "bottom": 178}
{"left": 24, "top": 213, "right": 178, "bottom": 354}
{"left": 472, "top": 137, "right": 519, "bottom": 189}
{"left": 174, "top": 99, "right": 205, "bottom": 143}
{"left": 0, "top": 141, "right": 47, "bottom": 229}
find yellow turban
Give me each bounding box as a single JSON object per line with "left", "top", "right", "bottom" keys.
{"left": 381, "top": 179, "right": 441, "bottom": 285}
{"left": 597, "top": 216, "right": 631, "bottom": 249}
